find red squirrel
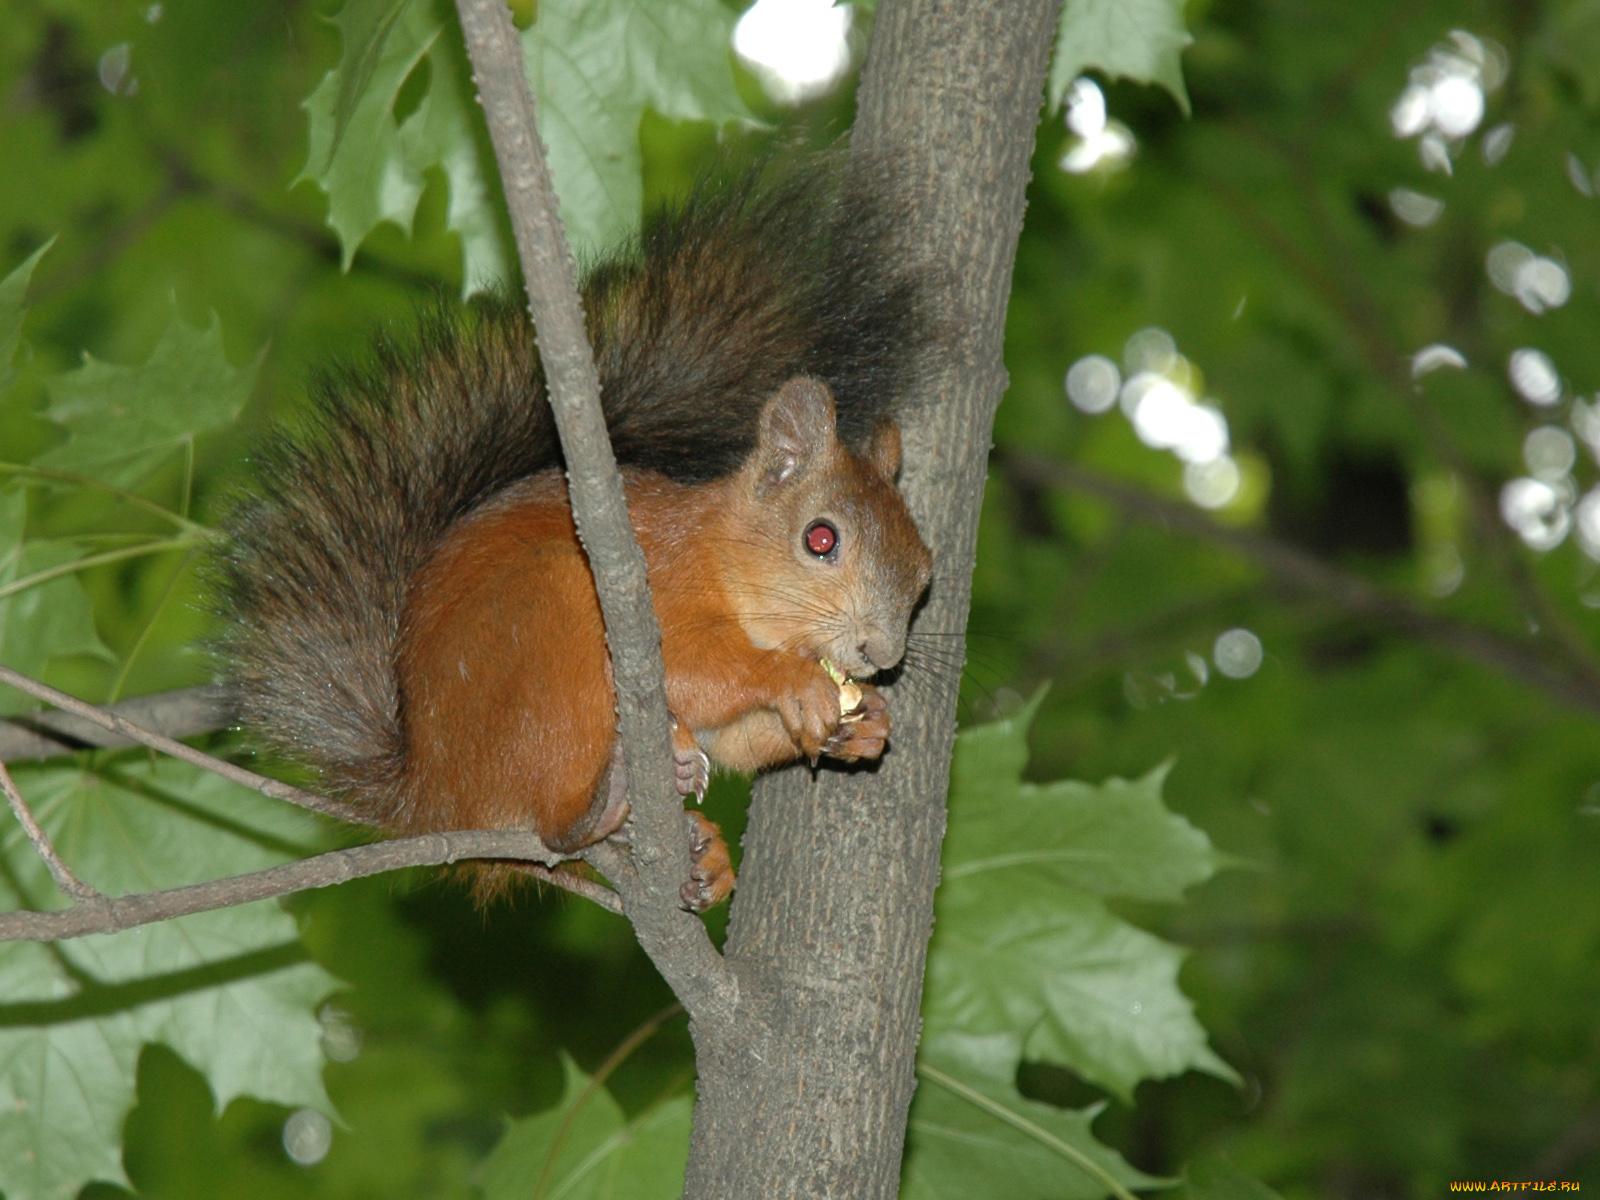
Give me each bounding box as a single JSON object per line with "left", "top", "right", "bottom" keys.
{"left": 217, "top": 160, "right": 932, "bottom": 910}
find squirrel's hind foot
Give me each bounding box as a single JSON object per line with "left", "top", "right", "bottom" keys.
{"left": 681, "top": 810, "right": 735, "bottom": 912}
{"left": 674, "top": 746, "right": 711, "bottom": 802}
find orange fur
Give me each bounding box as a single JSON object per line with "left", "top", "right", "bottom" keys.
{"left": 391, "top": 380, "right": 931, "bottom": 903}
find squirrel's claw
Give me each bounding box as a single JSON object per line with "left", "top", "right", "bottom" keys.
{"left": 821, "top": 683, "right": 890, "bottom": 763}
{"left": 674, "top": 746, "right": 711, "bottom": 803}
{"left": 778, "top": 670, "right": 846, "bottom": 762}
{"left": 680, "top": 810, "right": 734, "bottom": 912}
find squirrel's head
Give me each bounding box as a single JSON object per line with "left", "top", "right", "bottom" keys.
{"left": 721, "top": 377, "right": 932, "bottom": 679}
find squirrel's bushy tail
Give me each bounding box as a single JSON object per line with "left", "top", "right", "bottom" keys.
{"left": 216, "top": 156, "right": 928, "bottom": 816}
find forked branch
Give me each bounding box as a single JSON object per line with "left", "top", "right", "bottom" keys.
{"left": 0, "top": 757, "right": 101, "bottom": 902}
{"left": 0, "top": 664, "right": 364, "bottom": 823}
{"left": 0, "top": 829, "right": 618, "bottom": 941}
{"left": 0, "top": 666, "right": 620, "bottom": 940}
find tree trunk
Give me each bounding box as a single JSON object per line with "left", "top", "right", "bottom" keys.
{"left": 681, "top": 0, "right": 1062, "bottom": 1195}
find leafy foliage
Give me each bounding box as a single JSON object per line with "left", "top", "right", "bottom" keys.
{"left": 303, "top": 0, "right": 755, "bottom": 287}
{"left": 0, "top": 491, "right": 110, "bottom": 718}
{"left": 480, "top": 1056, "right": 693, "bottom": 1200}
{"left": 1050, "top": 0, "right": 1192, "bottom": 114}
{"left": 3, "top": 0, "right": 1596, "bottom": 1196}
{"left": 925, "top": 697, "right": 1235, "bottom": 1102}
{"left": 301, "top": 0, "right": 512, "bottom": 292}
{"left": 35, "top": 303, "right": 257, "bottom": 488}
{"left": 0, "top": 243, "right": 52, "bottom": 398}
{"left": 523, "top": 0, "right": 755, "bottom": 255}
{"left": 1182, "top": 1162, "right": 1287, "bottom": 1200}
{"left": 904, "top": 699, "right": 1231, "bottom": 1195}
{"left": 906, "top": 1042, "right": 1162, "bottom": 1200}
{"left": 0, "top": 759, "right": 339, "bottom": 1200}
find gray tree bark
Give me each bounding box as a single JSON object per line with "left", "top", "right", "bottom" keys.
{"left": 682, "top": 1, "right": 1062, "bottom": 1195}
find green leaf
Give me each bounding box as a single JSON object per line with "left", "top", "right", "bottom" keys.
{"left": 924, "top": 704, "right": 1236, "bottom": 1103}
{"left": 946, "top": 694, "right": 1224, "bottom": 903}
{"left": 523, "top": 0, "right": 754, "bottom": 253}
{"left": 34, "top": 302, "right": 259, "bottom": 489}
{"left": 480, "top": 1055, "right": 692, "bottom": 1200}
{"left": 302, "top": 0, "right": 755, "bottom": 286}
{"left": 0, "top": 758, "right": 340, "bottom": 1200}
{"left": 300, "top": 0, "right": 445, "bottom": 270}
{"left": 1048, "top": 0, "right": 1193, "bottom": 115}
{"left": 401, "top": 17, "right": 517, "bottom": 293}
{"left": 928, "top": 876, "right": 1236, "bottom": 1101}
{"left": 326, "top": 0, "right": 415, "bottom": 171}
{"left": 903, "top": 1035, "right": 1166, "bottom": 1200}
{"left": 302, "top": 0, "right": 515, "bottom": 292}
{"left": 0, "top": 240, "right": 52, "bottom": 399}
{"left": 1182, "top": 1162, "right": 1286, "bottom": 1200}
{"left": 0, "top": 495, "right": 111, "bottom": 717}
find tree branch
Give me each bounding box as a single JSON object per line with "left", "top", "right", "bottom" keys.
{"left": 0, "top": 829, "right": 618, "bottom": 942}
{"left": 0, "top": 666, "right": 368, "bottom": 823}
{"left": 0, "top": 757, "right": 101, "bottom": 902}
{"left": 686, "top": 1, "right": 1063, "bottom": 1195}
{"left": 450, "top": 0, "right": 733, "bottom": 1024}
{"left": 0, "top": 684, "right": 232, "bottom": 763}
{"left": 1003, "top": 452, "right": 1600, "bottom": 714}
{"left": 0, "top": 665, "right": 627, "bottom": 937}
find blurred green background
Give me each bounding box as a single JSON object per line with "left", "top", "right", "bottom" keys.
{"left": 3, "top": 0, "right": 1600, "bottom": 1195}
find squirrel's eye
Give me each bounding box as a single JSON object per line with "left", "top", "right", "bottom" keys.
{"left": 804, "top": 521, "right": 838, "bottom": 558}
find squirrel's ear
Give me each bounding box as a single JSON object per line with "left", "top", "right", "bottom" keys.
{"left": 867, "top": 420, "right": 902, "bottom": 480}
{"left": 757, "top": 378, "right": 837, "bottom": 489}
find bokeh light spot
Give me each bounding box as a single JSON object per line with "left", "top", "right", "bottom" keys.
{"left": 1575, "top": 488, "right": 1600, "bottom": 560}
{"left": 1185, "top": 456, "right": 1241, "bottom": 509}
{"left": 98, "top": 43, "right": 132, "bottom": 96}
{"left": 1124, "top": 327, "right": 1177, "bottom": 375}
{"left": 1568, "top": 152, "right": 1595, "bottom": 198}
{"left": 1059, "top": 79, "right": 1136, "bottom": 173}
{"left": 1481, "top": 121, "right": 1514, "bottom": 164}
{"left": 1065, "top": 354, "right": 1121, "bottom": 413}
{"left": 1389, "top": 188, "right": 1444, "bottom": 227}
{"left": 733, "top": 0, "right": 853, "bottom": 104}
{"left": 1412, "top": 344, "right": 1467, "bottom": 378}
{"left": 1500, "top": 477, "right": 1571, "bottom": 550}
{"left": 1389, "top": 31, "right": 1506, "bottom": 174}
{"left": 1508, "top": 348, "right": 1561, "bottom": 406}
{"left": 283, "top": 1108, "right": 333, "bottom": 1166}
{"left": 1523, "top": 426, "right": 1576, "bottom": 482}
{"left": 1214, "top": 629, "right": 1264, "bottom": 679}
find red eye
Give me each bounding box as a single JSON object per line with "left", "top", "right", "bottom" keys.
{"left": 805, "top": 521, "right": 837, "bottom": 557}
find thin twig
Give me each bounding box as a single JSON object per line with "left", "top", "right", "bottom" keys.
{"left": 0, "top": 462, "right": 206, "bottom": 532}
{"left": 0, "top": 829, "right": 616, "bottom": 942}
{"left": 0, "top": 665, "right": 368, "bottom": 823}
{"left": 1005, "top": 453, "right": 1600, "bottom": 714}
{"left": 0, "top": 757, "right": 101, "bottom": 901}
{"left": 0, "top": 534, "right": 207, "bottom": 602}
{"left": 535, "top": 1001, "right": 685, "bottom": 1199}
{"left": 452, "top": 0, "right": 733, "bottom": 1022}
{"left": 0, "top": 684, "right": 232, "bottom": 762}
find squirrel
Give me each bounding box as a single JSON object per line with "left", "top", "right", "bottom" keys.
{"left": 216, "top": 158, "right": 933, "bottom": 911}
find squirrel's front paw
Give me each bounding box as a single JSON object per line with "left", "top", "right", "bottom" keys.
{"left": 680, "top": 810, "right": 735, "bottom": 912}
{"left": 823, "top": 683, "right": 889, "bottom": 762}
{"left": 777, "top": 670, "right": 842, "bottom": 763}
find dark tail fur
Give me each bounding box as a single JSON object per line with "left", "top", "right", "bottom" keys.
{"left": 215, "top": 156, "right": 928, "bottom": 817}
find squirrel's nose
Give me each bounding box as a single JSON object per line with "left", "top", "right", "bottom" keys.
{"left": 861, "top": 634, "right": 906, "bottom": 671}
